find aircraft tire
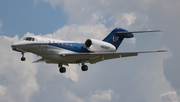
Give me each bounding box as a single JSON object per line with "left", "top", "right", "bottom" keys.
{"left": 59, "top": 67, "right": 66, "bottom": 73}
{"left": 81, "top": 65, "right": 88, "bottom": 71}
{"left": 21, "top": 57, "right": 26, "bottom": 61}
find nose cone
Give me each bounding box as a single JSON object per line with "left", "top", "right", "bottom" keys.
{"left": 11, "top": 41, "right": 26, "bottom": 52}
{"left": 11, "top": 42, "right": 21, "bottom": 48}
{"left": 11, "top": 42, "right": 17, "bottom": 48}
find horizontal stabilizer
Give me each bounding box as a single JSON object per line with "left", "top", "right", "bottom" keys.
{"left": 116, "top": 30, "right": 162, "bottom": 34}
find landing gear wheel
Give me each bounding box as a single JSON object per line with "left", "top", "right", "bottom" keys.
{"left": 81, "top": 65, "right": 88, "bottom": 71}
{"left": 21, "top": 56, "right": 26, "bottom": 61}
{"left": 21, "top": 52, "right": 26, "bottom": 61}
{"left": 59, "top": 67, "right": 66, "bottom": 73}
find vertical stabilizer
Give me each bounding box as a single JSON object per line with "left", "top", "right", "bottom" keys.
{"left": 103, "top": 28, "right": 134, "bottom": 50}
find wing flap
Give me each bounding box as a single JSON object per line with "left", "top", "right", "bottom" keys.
{"left": 88, "top": 54, "right": 120, "bottom": 63}
{"left": 89, "top": 56, "right": 103, "bottom": 63}
{"left": 104, "top": 54, "right": 120, "bottom": 59}
{"left": 121, "top": 53, "right": 138, "bottom": 57}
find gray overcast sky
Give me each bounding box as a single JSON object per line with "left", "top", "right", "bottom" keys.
{"left": 0, "top": 0, "right": 180, "bottom": 102}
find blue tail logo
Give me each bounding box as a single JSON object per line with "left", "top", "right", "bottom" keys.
{"left": 103, "top": 28, "right": 134, "bottom": 50}
{"left": 112, "top": 36, "right": 119, "bottom": 42}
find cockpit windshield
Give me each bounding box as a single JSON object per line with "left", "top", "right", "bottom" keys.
{"left": 23, "top": 37, "right": 36, "bottom": 41}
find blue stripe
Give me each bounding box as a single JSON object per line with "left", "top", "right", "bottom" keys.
{"left": 48, "top": 43, "right": 90, "bottom": 53}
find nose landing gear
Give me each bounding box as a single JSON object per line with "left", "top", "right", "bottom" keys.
{"left": 21, "top": 52, "right": 26, "bottom": 61}
{"left": 21, "top": 56, "right": 26, "bottom": 61}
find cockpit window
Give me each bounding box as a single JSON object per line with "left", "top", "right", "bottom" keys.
{"left": 23, "top": 37, "right": 36, "bottom": 41}
{"left": 32, "top": 38, "right": 35, "bottom": 41}
{"left": 27, "top": 37, "right": 32, "bottom": 41}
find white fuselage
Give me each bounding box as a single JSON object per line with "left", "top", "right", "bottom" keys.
{"left": 12, "top": 36, "right": 85, "bottom": 63}
{"left": 12, "top": 36, "right": 116, "bottom": 64}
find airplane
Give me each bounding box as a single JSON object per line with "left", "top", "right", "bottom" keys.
{"left": 11, "top": 28, "right": 167, "bottom": 73}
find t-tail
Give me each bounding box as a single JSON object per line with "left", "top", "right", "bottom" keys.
{"left": 103, "top": 28, "right": 161, "bottom": 50}
{"left": 103, "top": 28, "right": 134, "bottom": 50}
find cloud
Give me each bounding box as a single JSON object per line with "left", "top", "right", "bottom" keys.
{"left": 113, "top": 13, "right": 136, "bottom": 28}
{"left": 0, "top": 35, "right": 39, "bottom": 102}
{"left": 46, "top": 24, "right": 108, "bottom": 41}
{"left": 144, "top": 0, "right": 180, "bottom": 92}
{"left": 161, "top": 91, "right": 180, "bottom": 102}
{"left": 35, "top": 0, "right": 142, "bottom": 27}
{"left": 65, "top": 90, "right": 84, "bottom": 102}
{"left": 64, "top": 89, "right": 119, "bottom": 102}
{"left": 89, "top": 89, "right": 118, "bottom": 102}
{"left": 122, "top": 13, "right": 136, "bottom": 27}
{"left": 0, "top": 85, "right": 6, "bottom": 101}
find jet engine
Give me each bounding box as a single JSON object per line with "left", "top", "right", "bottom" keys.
{"left": 85, "top": 39, "right": 116, "bottom": 52}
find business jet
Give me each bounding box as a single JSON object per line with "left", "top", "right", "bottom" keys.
{"left": 11, "top": 28, "right": 166, "bottom": 73}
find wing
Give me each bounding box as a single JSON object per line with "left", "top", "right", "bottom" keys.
{"left": 58, "top": 50, "right": 167, "bottom": 64}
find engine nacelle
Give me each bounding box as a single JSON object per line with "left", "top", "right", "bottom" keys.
{"left": 85, "top": 39, "right": 116, "bottom": 52}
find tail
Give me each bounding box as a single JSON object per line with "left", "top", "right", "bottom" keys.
{"left": 103, "top": 28, "right": 134, "bottom": 50}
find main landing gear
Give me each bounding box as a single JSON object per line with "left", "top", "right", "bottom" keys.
{"left": 81, "top": 64, "right": 88, "bottom": 71}
{"left": 21, "top": 52, "right": 26, "bottom": 61}
{"left": 58, "top": 63, "right": 66, "bottom": 73}
{"left": 58, "top": 63, "right": 88, "bottom": 73}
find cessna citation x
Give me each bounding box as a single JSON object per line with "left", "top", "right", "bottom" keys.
{"left": 11, "top": 28, "right": 166, "bottom": 73}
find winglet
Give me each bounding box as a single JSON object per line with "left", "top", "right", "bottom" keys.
{"left": 157, "top": 50, "right": 167, "bottom": 52}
